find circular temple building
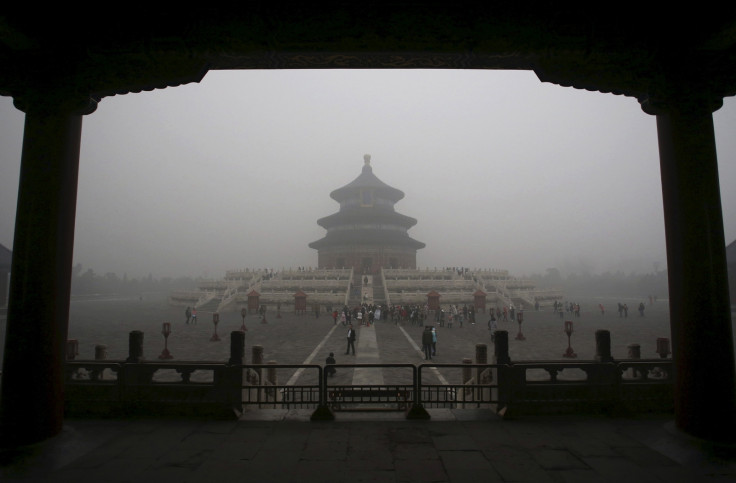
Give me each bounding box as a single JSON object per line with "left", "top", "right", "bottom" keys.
{"left": 309, "top": 155, "right": 425, "bottom": 274}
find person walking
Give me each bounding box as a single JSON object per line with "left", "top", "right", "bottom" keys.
{"left": 488, "top": 313, "right": 498, "bottom": 343}
{"left": 345, "top": 324, "right": 356, "bottom": 355}
{"left": 422, "top": 326, "right": 433, "bottom": 360}
{"left": 431, "top": 327, "right": 437, "bottom": 356}
{"left": 325, "top": 352, "right": 337, "bottom": 377}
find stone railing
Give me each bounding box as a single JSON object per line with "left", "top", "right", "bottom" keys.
{"left": 261, "top": 280, "right": 350, "bottom": 291}
{"left": 64, "top": 328, "right": 673, "bottom": 420}
{"left": 384, "top": 280, "right": 477, "bottom": 291}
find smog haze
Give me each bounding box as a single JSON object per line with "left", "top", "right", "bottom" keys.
{"left": 1, "top": 70, "right": 735, "bottom": 279}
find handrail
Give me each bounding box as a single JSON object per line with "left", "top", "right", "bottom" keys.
{"left": 64, "top": 359, "right": 674, "bottom": 419}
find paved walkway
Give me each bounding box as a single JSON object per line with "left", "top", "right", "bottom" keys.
{"left": 2, "top": 412, "right": 734, "bottom": 482}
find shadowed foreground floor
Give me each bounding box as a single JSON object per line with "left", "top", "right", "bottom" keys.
{"left": 2, "top": 410, "right": 735, "bottom": 482}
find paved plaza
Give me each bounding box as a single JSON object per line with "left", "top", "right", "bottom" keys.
{"left": 1, "top": 297, "right": 735, "bottom": 481}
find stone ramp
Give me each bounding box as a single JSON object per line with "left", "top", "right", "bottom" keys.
{"left": 351, "top": 324, "right": 384, "bottom": 386}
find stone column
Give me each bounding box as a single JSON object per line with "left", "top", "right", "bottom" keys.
{"left": 0, "top": 94, "right": 95, "bottom": 445}
{"left": 642, "top": 91, "right": 736, "bottom": 441}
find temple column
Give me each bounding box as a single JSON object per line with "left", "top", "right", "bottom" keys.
{"left": 0, "top": 94, "right": 96, "bottom": 445}
{"left": 642, "top": 92, "right": 736, "bottom": 441}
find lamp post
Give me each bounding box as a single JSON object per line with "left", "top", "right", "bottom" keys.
{"left": 515, "top": 311, "right": 525, "bottom": 340}
{"left": 563, "top": 320, "right": 577, "bottom": 358}
{"left": 211, "top": 312, "right": 221, "bottom": 341}
{"left": 240, "top": 307, "right": 247, "bottom": 331}
{"left": 159, "top": 322, "right": 173, "bottom": 359}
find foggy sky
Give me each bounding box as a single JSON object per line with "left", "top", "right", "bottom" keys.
{"left": 1, "top": 69, "right": 735, "bottom": 279}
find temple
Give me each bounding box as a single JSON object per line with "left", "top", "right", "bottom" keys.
{"left": 309, "top": 155, "right": 425, "bottom": 273}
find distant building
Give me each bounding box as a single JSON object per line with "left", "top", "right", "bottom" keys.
{"left": 309, "top": 155, "right": 425, "bottom": 274}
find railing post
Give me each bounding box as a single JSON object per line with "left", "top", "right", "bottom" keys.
{"left": 228, "top": 331, "right": 245, "bottom": 415}
{"left": 92, "top": 344, "right": 107, "bottom": 381}
{"left": 122, "top": 330, "right": 149, "bottom": 411}
{"left": 127, "top": 330, "right": 144, "bottom": 363}
{"left": 476, "top": 343, "right": 488, "bottom": 405}
{"left": 462, "top": 358, "right": 472, "bottom": 408}
{"left": 593, "top": 330, "right": 619, "bottom": 412}
{"left": 310, "top": 365, "right": 334, "bottom": 421}
{"left": 595, "top": 330, "right": 613, "bottom": 363}
{"left": 493, "top": 330, "right": 510, "bottom": 365}
{"left": 406, "top": 364, "right": 430, "bottom": 419}
{"left": 494, "top": 330, "right": 514, "bottom": 418}
{"left": 229, "top": 331, "right": 245, "bottom": 365}
{"left": 627, "top": 343, "right": 641, "bottom": 379}
{"left": 476, "top": 343, "right": 488, "bottom": 383}
{"left": 266, "top": 361, "right": 278, "bottom": 404}
{"left": 252, "top": 345, "right": 263, "bottom": 406}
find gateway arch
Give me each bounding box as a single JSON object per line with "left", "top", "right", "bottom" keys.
{"left": 0, "top": 6, "right": 734, "bottom": 444}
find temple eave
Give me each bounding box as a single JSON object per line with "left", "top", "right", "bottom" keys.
{"left": 317, "top": 211, "right": 418, "bottom": 229}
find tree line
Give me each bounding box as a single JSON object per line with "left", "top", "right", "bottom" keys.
{"left": 531, "top": 267, "right": 669, "bottom": 299}
{"left": 70, "top": 264, "right": 197, "bottom": 296}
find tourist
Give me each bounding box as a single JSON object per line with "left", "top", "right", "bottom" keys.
{"left": 325, "top": 352, "right": 337, "bottom": 377}
{"left": 185, "top": 306, "right": 191, "bottom": 324}
{"left": 340, "top": 311, "right": 346, "bottom": 326}
{"left": 623, "top": 304, "right": 629, "bottom": 317}
{"left": 191, "top": 307, "right": 197, "bottom": 324}
{"left": 638, "top": 302, "right": 646, "bottom": 317}
{"left": 488, "top": 313, "right": 498, "bottom": 342}
{"left": 599, "top": 303, "right": 605, "bottom": 316}
{"left": 357, "top": 310, "right": 363, "bottom": 326}
{"left": 422, "top": 326, "right": 433, "bottom": 360}
{"left": 345, "top": 324, "right": 356, "bottom": 355}
{"left": 431, "top": 327, "right": 437, "bottom": 356}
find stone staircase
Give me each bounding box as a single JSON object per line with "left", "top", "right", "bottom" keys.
{"left": 372, "top": 270, "right": 386, "bottom": 305}
{"left": 347, "top": 277, "right": 363, "bottom": 307}
{"left": 197, "top": 297, "right": 221, "bottom": 313}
